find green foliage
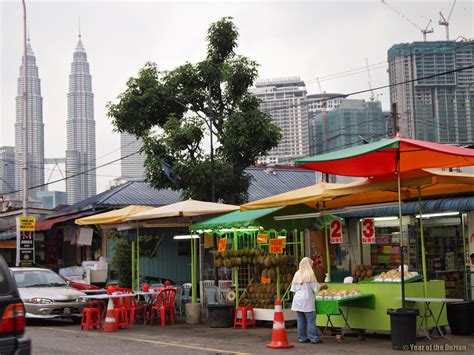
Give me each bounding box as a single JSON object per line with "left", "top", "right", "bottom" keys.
{"left": 107, "top": 17, "right": 281, "bottom": 204}
{"left": 110, "top": 236, "right": 132, "bottom": 288}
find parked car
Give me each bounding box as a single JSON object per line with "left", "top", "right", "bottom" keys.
{"left": 10, "top": 267, "right": 89, "bottom": 324}
{"left": 59, "top": 276, "right": 102, "bottom": 292}
{"left": 0, "top": 256, "right": 31, "bottom": 354}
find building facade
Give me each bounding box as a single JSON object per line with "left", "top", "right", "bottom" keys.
{"left": 65, "top": 35, "right": 96, "bottom": 204}
{"left": 120, "top": 133, "right": 145, "bottom": 180}
{"left": 251, "top": 77, "right": 309, "bottom": 164}
{"left": 0, "top": 147, "right": 16, "bottom": 195}
{"left": 388, "top": 40, "right": 474, "bottom": 143}
{"left": 307, "top": 93, "right": 345, "bottom": 156}
{"left": 37, "top": 190, "right": 67, "bottom": 209}
{"left": 14, "top": 40, "right": 45, "bottom": 200}
{"left": 311, "top": 99, "right": 387, "bottom": 155}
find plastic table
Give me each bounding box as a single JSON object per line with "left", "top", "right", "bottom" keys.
{"left": 316, "top": 294, "right": 375, "bottom": 340}
{"left": 398, "top": 297, "right": 464, "bottom": 339}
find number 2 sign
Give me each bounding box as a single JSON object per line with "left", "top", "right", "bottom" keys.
{"left": 329, "top": 219, "right": 343, "bottom": 244}
{"left": 361, "top": 218, "right": 375, "bottom": 244}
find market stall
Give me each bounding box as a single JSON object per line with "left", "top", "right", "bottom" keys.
{"left": 190, "top": 205, "right": 334, "bottom": 321}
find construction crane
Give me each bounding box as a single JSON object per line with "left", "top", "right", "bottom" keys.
{"left": 366, "top": 58, "right": 375, "bottom": 102}
{"left": 439, "top": 0, "right": 456, "bottom": 40}
{"left": 381, "top": 0, "right": 434, "bottom": 41}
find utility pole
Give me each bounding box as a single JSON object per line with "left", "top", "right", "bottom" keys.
{"left": 207, "top": 84, "right": 216, "bottom": 203}
{"left": 391, "top": 103, "right": 399, "bottom": 136}
{"left": 22, "top": 0, "right": 29, "bottom": 216}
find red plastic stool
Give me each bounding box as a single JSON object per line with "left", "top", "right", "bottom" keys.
{"left": 114, "top": 307, "right": 129, "bottom": 329}
{"left": 80, "top": 306, "right": 102, "bottom": 330}
{"left": 234, "top": 306, "right": 256, "bottom": 329}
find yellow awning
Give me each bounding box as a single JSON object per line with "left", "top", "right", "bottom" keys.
{"left": 75, "top": 205, "right": 154, "bottom": 225}
{"left": 241, "top": 169, "right": 474, "bottom": 211}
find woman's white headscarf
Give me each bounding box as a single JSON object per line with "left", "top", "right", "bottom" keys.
{"left": 292, "top": 257, "right": 317, "bottom": 284}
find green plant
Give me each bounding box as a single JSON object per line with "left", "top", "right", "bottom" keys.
{"left": 110, "top": 237, "right": 132, "bottom": 288}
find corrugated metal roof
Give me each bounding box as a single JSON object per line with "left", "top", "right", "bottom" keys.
{"left": 59, "top": 182, "right": 181, "bottom": 214}
{"left": 57, "top": 168, "right": 317, "bottom": 215}
{"left": 246, "top": 168, "right": 317, "bottom": 201}
{"left": 337, "top": 195, "right": 474, "bottom": 218}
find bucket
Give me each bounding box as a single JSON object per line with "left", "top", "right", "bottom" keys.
{"left": 446, "top": 301, "right": 474, "bottom": 336}
{"left": 387, "top": 308, "right": 419, "bottom": 350}
{"left": 207, "top": 304, "right": 234, "bottom": 328}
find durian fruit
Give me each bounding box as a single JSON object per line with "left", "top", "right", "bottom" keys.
{"left": 281, "top": 255, "right": 289, "bottom": 265}
{"left": 223, "top": 258, "right": 232, "bottom": 268}
{"left": 264, "top": 256, "right": 272, "bottom": 268}
{"left": 268, "top": 268, "right": 277, "bottom": 280}
{"left": 241, "top": 256, "right": 248, "bottom": 265}
{"left": 215, "top": 258, "right": 223, "bottom": 268}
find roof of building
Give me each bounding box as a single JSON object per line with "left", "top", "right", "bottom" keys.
{"left": 53, "top": 168, "right": 317, "bottom": 217}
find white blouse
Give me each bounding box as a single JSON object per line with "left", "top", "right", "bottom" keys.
{"left": 290, "top": 281, "right": 320, "bottom": 312}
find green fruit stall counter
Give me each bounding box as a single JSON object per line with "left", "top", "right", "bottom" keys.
{"left": 191, "top": 206, "right": 335, "bottom": 321}
{"left": 316, "top": 280, "right": 447, "bottom": 331}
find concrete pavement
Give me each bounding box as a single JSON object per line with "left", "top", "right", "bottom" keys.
{"left": 26, "top": 318, "right": 473, "bottom": 354}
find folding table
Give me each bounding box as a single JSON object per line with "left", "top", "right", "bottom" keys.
{"left": 316, "top": 293, "right": 375, "bottom": 340}
{"left": 400, "top": 297, "right": 463, "bottom": 339}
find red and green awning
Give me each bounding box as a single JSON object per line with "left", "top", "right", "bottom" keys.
{"left": 296, "top": 137, "right": 474, "bottom": 177}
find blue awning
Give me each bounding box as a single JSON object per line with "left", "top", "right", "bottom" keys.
{"left": 336, "top": 195, "right": 474, "bottom": 219}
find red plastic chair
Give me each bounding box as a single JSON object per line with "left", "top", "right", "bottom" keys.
{"left": 150, "top": 288, "right": 176, "bottom": 326}
{"left": 120, "top": 288, "right": 145, "bottom": 325}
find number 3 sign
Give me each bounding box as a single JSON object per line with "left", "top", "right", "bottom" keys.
{"left": 361, "top": 218, "right": 375, "bottom": 244}
{"left": 329, "top": 219, "right": 343, "bottom": 244}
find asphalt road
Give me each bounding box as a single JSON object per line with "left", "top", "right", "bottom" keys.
{"left": 26, "top": 318, "right": 473, "bottom": 355}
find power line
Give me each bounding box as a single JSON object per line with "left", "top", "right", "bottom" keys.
{"left": 262, "top": 63, "right": 474, "bottom": 113}
{"left": 1, "top": 150, "right": 140, "bottom": 196}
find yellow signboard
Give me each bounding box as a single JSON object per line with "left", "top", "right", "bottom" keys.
{"left": 19, "top": 216, "right": 36, "bottom": 232}
{"left": 257, "top": 233, "right": 268, "bottom": 244}
{"left": 269, "top": 239, "right": 284, "bottom": 254}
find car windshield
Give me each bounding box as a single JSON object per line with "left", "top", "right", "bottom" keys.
{"left": 13, "top": 269, "right": 67, "bottom": 288}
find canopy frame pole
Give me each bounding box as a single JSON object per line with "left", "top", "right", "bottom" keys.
{"left": 300, "top": 230, "right": 304, "bottom": 259}
{"left": 294, "top": 229, "right": 299, "bottom": 263}
{"left": 191, "top": 233, "right": 198, "bottom": 304}
{"left": 233, "top": 228, "right": 239, "bottom": 307}
{"left": 276, "top": 264, "right": 280, "bottom": 300}
{"left": 323, "top": 203, "right": 331, "bottom": 282}
{"left": 417, "top": 187, "right": 428, "bottom": 298}
{"left": 131, "top": 240, "right": 135, "bottom": 291}
{"left": 136, "top": 223, "right": 140, "bottom": 291}
{"left": 397, "top": 152, "right": 406, "bottom": 309}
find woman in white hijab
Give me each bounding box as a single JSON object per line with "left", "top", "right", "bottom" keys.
{"left": 290, "top": 257, "right": 327, "bottom": 344}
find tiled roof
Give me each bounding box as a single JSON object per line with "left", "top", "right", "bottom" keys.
{"left": 56, "top": 168, "right": 316, "bottom": 215}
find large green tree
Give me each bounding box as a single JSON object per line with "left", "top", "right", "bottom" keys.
{"left": 107, "top": 17, "right": 281, "bottom": 204}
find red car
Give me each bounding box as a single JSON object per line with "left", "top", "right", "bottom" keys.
{"left": 60, "top": 276, "right": 102, "bottom": 291}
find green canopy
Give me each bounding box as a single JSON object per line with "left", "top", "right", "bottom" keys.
{"left": 190, "top": 205, "right": 335, "bottom": 231}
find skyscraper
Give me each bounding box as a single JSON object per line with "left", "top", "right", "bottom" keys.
{"left": 0, "top": 147, "right": 16, "bottom": 195}
{"left": 120, "top": 132, "right": 145, "bottom": 180}
{"left": 65, "top": 34, "right": 96, "bottom": 204}
{"left": 251, "top": 77, "right": 309, "bottom": 164}
{"left": 388, "top": 41, "right": 474, "bottom": 144}
{"left": 307, "top": 93, "right": 345, "bottom": 156}
{"left": 14, "top": 39, "right": 45, "bottom": 200}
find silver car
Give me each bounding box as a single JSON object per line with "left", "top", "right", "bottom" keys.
{"left": 10, "top": 267, "right": 88, "bottom": 323}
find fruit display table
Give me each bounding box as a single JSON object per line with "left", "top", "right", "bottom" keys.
{"left": 316, "top": 294, "right": 375, "bottom": 336}
{"left": 316, "top": 280, "right": 447, "bottom": 332}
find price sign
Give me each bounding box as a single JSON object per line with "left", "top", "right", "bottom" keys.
{"left": 361, "top": 218, "right": 375, "bottom": 244}
{"left": 257, "top": 233, "right": 268, "bottom": 244}
{"left": 269, "top": 239, "right": 284, "bottom": 254}
{"left": 260, "top": 275, "right": 271, "bottom": 284}
{"left": 329, "top": 219, "right": 343, "bottom": 244}
{"left": 19, "top": 216, "right": 35, "bottom": 232}
{"left": 217, "top": 237, "right": 227, "bottom": 252}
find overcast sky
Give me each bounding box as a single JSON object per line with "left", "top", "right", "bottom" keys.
{"left": 1, "top": 0, "right": 473, "bottom": 194}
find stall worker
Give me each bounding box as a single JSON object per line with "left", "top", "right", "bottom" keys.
{"left": 290, "top": 257, "right": 327, "bottom": 344}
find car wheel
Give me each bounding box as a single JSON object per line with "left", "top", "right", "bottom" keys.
{"left": 71, "top": 317, "right": 82, "bottom": 325}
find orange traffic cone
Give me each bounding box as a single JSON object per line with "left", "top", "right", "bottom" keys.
{"left": 266, "top": 299, "right": 294, "bottom": 349}
{"left": 103, "top": 298, "right": 117, "bottom": 332}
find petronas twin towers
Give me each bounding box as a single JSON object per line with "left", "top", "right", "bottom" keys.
{"left": 15, "top": 34, "right": 96, "bottom": 205}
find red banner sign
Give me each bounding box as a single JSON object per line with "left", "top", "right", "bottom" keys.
{"left": 361, "top": 218, "right": 375, "bottom": 244}
{"left": 329, "top": 219, "right": 343, "bottom": 244}
{"left": 218, "top": 237, "right": 227, "bottom": 252}
{"left": 269, "top": 239, "right": 284, "bottom": 254}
